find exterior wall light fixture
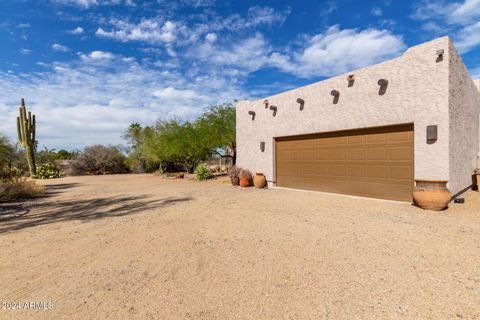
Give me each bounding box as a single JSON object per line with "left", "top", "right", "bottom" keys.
{"left": 296, "top": 98, "right": 305, "bottom": 110}
{"left": 260, "top": 141, "right": 265, "bottom": 152}
{"left": 377, "top": 79, "right": 388, "bottom": 95}
{"left": 248, "top": 110, "right": 256, "bottom": 120}
{"left": 263, "top": 99, "right": 269, "bottom": 108}
{"left": 269, "top": 105, "right": 277, "bottom": 116}
{"left": 331, "top": 90, "right": 340, "bottom": 104}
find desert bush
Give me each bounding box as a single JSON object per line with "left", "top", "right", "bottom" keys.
{"left": 239, "top": 169, "right": 253, "bottom": 180}
{"left": 72, "top": 145, "right": 129, "bottom": 175}
{"left": 35, "top": 163, "right": 60, "bottom": 179}
{"left": 0, "top": 178, "right": 44, "bottom": 202}
{"left": 195, "top": 163, "right": 215, "bottom": 181}
{"left": 1, "top": 134, "right": 28, "bottom": 180}
{"left": 228, "top": 165, "right": 241, "bottom": 185}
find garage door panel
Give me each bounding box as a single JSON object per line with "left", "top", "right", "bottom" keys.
{"left": 366, "top": 133, "right": 386, "bottom": 144}
{"left": 348, "top": 148, "right": 364, "bottom": 160}
{"left": 389, "top": 165, "right": 413, "bottom": 180}
{"left": 367, "top": 165, "right": 387, "bottom": 179}
{"left": 330, "top": 149, "right": 346, "bottom": 161}
{"left": 366, "top": 147, "right": 387, "bottom": 160}
{"left": 389, "top": 146, "right": 412, "bottom": 161}
{"left": 275, "top": 124, "right": 414, "bottom": 201}
{"left": 347, "top": 165, "right": 365, "bottom": 177}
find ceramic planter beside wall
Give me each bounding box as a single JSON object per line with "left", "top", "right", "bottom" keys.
{"left": 253, "top": 173, "right": 267, "bottom": 188}
{"left": 412, "top": 180, "right": 451, "bottom": 211}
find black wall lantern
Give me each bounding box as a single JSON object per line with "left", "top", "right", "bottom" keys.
{"left": 263, "top": 99, "right": 269, "bottom": 108}
{"left": 296, "top": 98, "right": 305, "bottom": 110}
{"left": 426, "top": 125, "right": 438, "bottom": 144}
{"left": 260, "top": 141, "right": 265, "bottom": 152}
{"left": 377, "top": 79, "right": 388, "bottom": 95}
{"left": 248, "top": 110, "right": 256, "bottom": 120}
{"left": 269, "top": 105, "right": 277, "bottom": 116}
{"left": 331, "top": 89, "right": 339, "bottom": 104}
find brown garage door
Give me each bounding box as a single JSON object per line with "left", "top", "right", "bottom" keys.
{"left": 275, "top": 124, "right": 414, "bottom": 201}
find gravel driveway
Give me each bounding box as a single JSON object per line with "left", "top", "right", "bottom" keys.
{"left": 1, "top": 174, "right": 479, "bottom": 319}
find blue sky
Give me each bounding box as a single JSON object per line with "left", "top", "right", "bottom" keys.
{"left": 0, "top": 0, "right": 479, "bottom": 149}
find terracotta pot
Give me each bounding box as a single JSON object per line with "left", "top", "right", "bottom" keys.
{"left": 253, "top": 173, "right": 267, "bottom": 188}
{"left": 239, "top": 178, "right": 251, "bottom": 187}
{"left": 412, "top": 180, "right": 451, "bottom": 211}
{"left": 230, "top": 176, "right": 240, "bottom": 186}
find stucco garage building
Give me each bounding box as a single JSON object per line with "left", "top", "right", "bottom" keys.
{"left": 236, "top": 37, "right": 480, "bottom": 202}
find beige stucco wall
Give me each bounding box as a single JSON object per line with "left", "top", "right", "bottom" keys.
{"left": 447, "top": 41, "right": 480, "bottom": 195}
{"left": 237, "top": 36, "right": 478, "bottom": 196}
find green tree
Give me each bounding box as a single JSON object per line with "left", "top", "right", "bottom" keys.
{"left": 140, "top": 119, "right": 209, "bottom": 173}
{"left": 123, "top": 122, "right": 143, "bottom": 152}
{"left": 56, "top": 149, "right": 72, "bottom": 160}
{"left": 197, "top": 103, "right": 236, "bottom": 164}
{"left": 0, "top": 134, "right": 14, "bottom": 170}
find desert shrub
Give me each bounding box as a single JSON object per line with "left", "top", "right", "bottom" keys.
{"left": 1, "top": 134, "right": 29, "bottom": 181}
{"left": 0, "top": 178, "right": 44, "bottom": 202}
{"left": 228, "top": 165, "right": 241, "bottom": 185}
{"left": 195, "top": 163, "right": 215, "bottom": 181}
{"left": 72, "top": 145, "right": 129, "bottom": 175}
{"left": 239, "top": 169, "right": 253, "bottom": 180}
{"left": 35, "top": 163, "right": 60, "bottom": 179}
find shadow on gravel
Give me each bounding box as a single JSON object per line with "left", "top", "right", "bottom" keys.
{"left": 44, "top": 183, "right": 82, "bottom": 196}
{"left": 0, "top": 195, "right": 193, "bottom": 233}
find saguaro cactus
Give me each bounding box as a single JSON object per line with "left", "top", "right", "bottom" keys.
{"left": 17, "top": 98, "right": 36, "bottom": 175}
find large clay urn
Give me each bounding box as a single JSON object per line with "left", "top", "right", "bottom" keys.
{"left": 253, "top": 173, "right": 267, "bottom": 188}
{"left": 239, "top": 178, "right": 251, "bottom": 187}
{"left": 412, "top": 180, "right": 451, "bottom": 211}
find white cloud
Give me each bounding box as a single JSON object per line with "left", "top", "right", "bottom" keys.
{"left": 371, "top": 7, "right": 383, "bottom": 16}
{"left": 0, "top": 53, "right": 245, "bottom": 149}
{"left": 272, "top": 26, "right": 405, "bottom": 78}
{"left": 17, "top": 23, "right": 31, "bottom": 28}
{"left": 456, "top": 21, "right": 480, "bottom": 52}
{"left": 80, "top": 50, "right": 115, "bottom": 61}
{"left": 52, "top": 43, "right": 70, "bottom": 52}
{"left": 20, "top": 49, "right": 32, "bottom": 55}
{"left": 68, "top": 26, "right": 84, "bottom": 34}
{"left": 152, "top": 87, "right": 210, "bottom": 104}
{"left": 96, "top": 19, "right": 177, "bottom": 44}
{"left": 94, "top": 6, "right": 289, "bottom": 47}
{"left": 205, "top": 32, "right": 217, "bottom": 42}
{"left": 52, "top": 0, "right": 126, "bottom": 8}
{"left": 412, "top": 0, "right": 480, "bottom": 52}
{"left": 187, "top": 33, "right": 272, "bottom": 75}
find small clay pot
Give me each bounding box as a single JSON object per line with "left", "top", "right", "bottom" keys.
{"left": 239, "top": 178, "right": 251, "bottom": 187}
{"left": 230, "top": 176, "right": 240, "bottom": 186}
{"left": 412, "top": 180, "right": 451, "bottom": 211}
{"left": 253, "top": 173, "right": 267, "bottom": 188}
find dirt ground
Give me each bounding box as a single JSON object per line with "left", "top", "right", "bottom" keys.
{"left": 1, "top": 174, "right": 479, "bottom": 319}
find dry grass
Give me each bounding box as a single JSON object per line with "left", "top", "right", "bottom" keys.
{"left": 0, "top": 178, "right": 45, "bottom": 202}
